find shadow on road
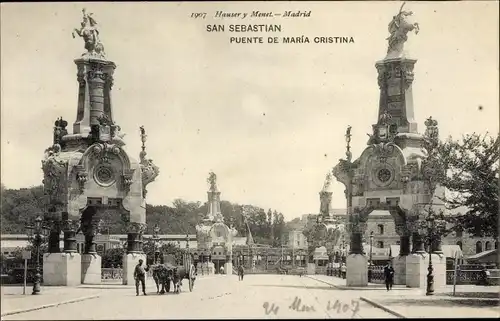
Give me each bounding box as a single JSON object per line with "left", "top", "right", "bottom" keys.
{"left": 380, "top": 297, "right": 499, "bottom": 308}
{"left": 251, "top": 284, "right": 334, "bottom": 291}
{"left": 437, "top": 292, "right": 499, "bottom": 299}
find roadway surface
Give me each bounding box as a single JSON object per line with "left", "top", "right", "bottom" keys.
{"left": 2, "top": 274, "right": 396, "bottom": 319}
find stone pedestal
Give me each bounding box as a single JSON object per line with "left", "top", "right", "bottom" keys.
{"left": 406, "top": 253, "right": 446, "bottom": 289}
{"left": 307, "top": 263, "right": 316, "bottom": 275}
{"left": 43, "top": 253, "right": 81, "bottom": 286}
{"left": 81, "top": 254, "right": 101, "bottom": 284}
{"left": 346, "top": 254, "right": 368, "bottom": 287}
{"left": 196, "top": 262, "right": 215, "bottom": 275}
{"left": 224, "top": 262, "right": 233, "bottom": 276}
{"left": 392, "top": 255, "right": 407, "bottom": 285}
{"left": 122, "top": 253, "right": 146, "bottom": 285}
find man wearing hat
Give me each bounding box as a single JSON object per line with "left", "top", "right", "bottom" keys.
{"left": 134, "top": 259, "right": 148, "bottom": 296}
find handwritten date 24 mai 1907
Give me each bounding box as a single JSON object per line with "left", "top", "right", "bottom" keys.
{"left": 263, "top": 296, "right": 361, "bottom": 317}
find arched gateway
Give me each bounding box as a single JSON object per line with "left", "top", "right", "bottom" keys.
{"left": 331, "top": 6, "right": 446, "bottom": 288}
{"left": 41, "top": 9, "right": 160, "bottom": 286}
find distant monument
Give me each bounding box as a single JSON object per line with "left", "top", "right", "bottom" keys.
{"left": 332, "top": 3, "right": 446, "bottom": 288}
{"left": 195, "top": 172, "right": 237, "bottom": 275}
{"left": 42, "top": 9, "right": 159, "bottom": 286}
{"left": 305, "top": 171, "right": 345, "bottom": 274}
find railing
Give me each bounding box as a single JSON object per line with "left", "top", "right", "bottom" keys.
{"left": 446, "top": 269, "right": 482, "bottom": 285}
{"left": 445, "top": 264, "right": 498, "bottom": 285}
{"left": 101, "top": 268, "right": 123, "bottom": 280}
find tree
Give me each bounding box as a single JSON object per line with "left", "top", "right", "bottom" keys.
{"left": 434, "top": 133, "right": 499, "bottom": 237}
{"left": 101, "top": 248, "right": 125, "bottom": 268}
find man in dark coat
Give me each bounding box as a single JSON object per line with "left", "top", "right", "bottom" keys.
{"left": 134, "top": 259, "right": 148, "bottom": 296}
{"left": 384, "top": 261, "right": 395, "bottom": 291}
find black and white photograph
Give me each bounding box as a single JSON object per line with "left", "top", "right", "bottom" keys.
{"left": 0, "top": 1, "right": 498, "bottom": 319}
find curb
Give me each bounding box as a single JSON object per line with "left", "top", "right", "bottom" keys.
{"left": 306, "top": 276, "right": 343, "bottom": 289}
{"left": 359, "top": 297, "right": 406, "bottom": 319}
{"left": 1, "top": 294, "right": 100, "bottom": 317}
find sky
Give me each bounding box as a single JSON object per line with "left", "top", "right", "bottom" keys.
{"left": 1, "top": 1, "right": 498, "bottom": 222}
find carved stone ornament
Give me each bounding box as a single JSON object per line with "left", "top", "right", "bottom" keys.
{"left": 122, "top": 169, "right": 134, "bottom": 189}
{"left": 42, "top": 156, "right": 69, "bottom": 202}
{"left": 75, "top": 164, "right": 88, "bottom": 192}
{"left": 126, "top": 222, "right": 147, "bottom": 234}
{"left": 395, "top": 223, "right": 411, "bottom": 236}
{"left": 372, "top": 142, "right": 396, "bottom": 160}
{"left": 140, "top": 158, "right": 160, "bottom": 198}
{"left": 62, "top": 219, "right": 80, "bottom": 232}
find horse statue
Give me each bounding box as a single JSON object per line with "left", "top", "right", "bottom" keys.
{"left": 386, "top": 2, "right": 419, "bottom": 57}
{"left": 72, "top": 8, "right": 106, "bottom": 58}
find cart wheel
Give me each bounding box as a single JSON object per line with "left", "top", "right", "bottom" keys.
{"left": 189, "top": 265, "right": 195, "bottom": 292}
{"left": 166, "top": 280, "right": 171, "bottom": 293}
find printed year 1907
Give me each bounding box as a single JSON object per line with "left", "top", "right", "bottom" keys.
{"left": 191, "top": 13, "right": 207, "bottom": 19}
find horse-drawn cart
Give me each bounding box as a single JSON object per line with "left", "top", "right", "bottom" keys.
{"left": 150, "top": 252, "right": 196, "bottom": 294}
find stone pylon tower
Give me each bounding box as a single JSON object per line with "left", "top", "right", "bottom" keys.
{"left": 42, "top": 9, "right": 159, "bottom": 286}
{"left": 305, "top": 171, "right": 345, "bottom": 273}
{"left": 195, "top": 172, "right": 237, "bottom": 275}
{"left": 332, "top": 4, "right": 446, "bottom": 288}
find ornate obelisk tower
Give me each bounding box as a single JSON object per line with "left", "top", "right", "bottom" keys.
{"left": 305, "top": 171, "right": 345, "bottom": 274}
{"left": 195, "top": 172, "right": 237, "bottom": 275}
{"left": 332, "top": 3, "right": 446, "bottom": 288}
{"left": 41, "top": 8, "right": 159, "bottom": 286}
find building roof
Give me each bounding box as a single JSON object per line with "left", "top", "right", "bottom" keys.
{"left": 389, "top": 245, "right": 462, "bottom": 258}
{"left": 466, "top": 249, "right": 498, "bottom": 261}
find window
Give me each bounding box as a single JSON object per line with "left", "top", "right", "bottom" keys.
{"left": 475, "top": 241, "right": 483, "bottom": 254}
{"left": 495, "top": 241, "right": 498, "bottom": 250}
{"left": 297, "top": 241, "right": 300, "bottom": 247}
{"left": 377, "top": 241, "right": 384, "bottom": 248}
{"left": 378, "top": 224, "right": 384, "bottom": 235}
{"left": 485, "top": 241, "right": 491, "bottom": 251}
{"left": 396, "top": 241, "right": 401, "bottom": 245}
{"left": 456, "top": 241, "right": 463, "bottom": 250}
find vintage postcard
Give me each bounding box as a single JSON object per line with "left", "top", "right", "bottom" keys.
{"left": 1, "top": 1, "right": 498, "bottom": 320}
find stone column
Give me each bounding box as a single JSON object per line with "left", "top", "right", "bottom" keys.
{"left": 63, "top": 219, "right": 79, "bottom": 253}
{"left": 393, "top": 223, "right": 411, "bottom": 285}
{"left": 43, "top": 217, "right": 81, "bottom": 286}
{"left": 346, "top": 220, "right": 368, "bottom": 286}
{"left": 122, "top": 222, "right": 147, "bottom": 285}
{"left": 411, "top": 232, "right": 426, "bottom": 253}
{"left": 47, "top": 220, "right": 61, "bottom": 253}
{"left": 81, "top": 217, "right": 101, "bottom": 284}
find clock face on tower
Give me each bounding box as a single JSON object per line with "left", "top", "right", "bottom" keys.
{"left": 372, "top": 165, "right": 395, "bottom": 188}
{"left": 377, "top": 168, "right": 392, "bottom": 182}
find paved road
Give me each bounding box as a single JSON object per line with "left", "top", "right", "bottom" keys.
{"left": 3, "top": 274, "right": 396, "bottom": 319}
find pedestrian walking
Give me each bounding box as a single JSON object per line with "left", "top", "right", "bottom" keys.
{"left": 340, "top": 263, "right": 346, "bottom": 279}
{"left": 134, "top": 259, "right": 148, "bottom": 296}
{"left": 384, "top": 261, "right": 395, "bottom": 291}
{"left": 238, "top": 265, "right": 245, "bottom": 281}
{"left": 220, "top": 266, "right": 225, "bottom": 274}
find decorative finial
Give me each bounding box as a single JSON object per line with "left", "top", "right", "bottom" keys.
{"left": 207, "top": 171, "right": 218, "bottom": 191}
{"left": 72, "top": 8, "right": 106, "bottom": 59}
{"left": 424, "top": 116, "right": 439, "bottom": 141}
{"left": 322, "top": 170, "right": 333, "bottom": 192}
{"left": 345, "top": 126, "right": 352, "bottom": 162}
{"left": 386, "top": 2, "right": 419, "bottom": 58}
{"left": 379, "top": 110, "right": 393, "bottom": 125}
{"left": 139, "top": 126, "right": 147, "bottom": 161}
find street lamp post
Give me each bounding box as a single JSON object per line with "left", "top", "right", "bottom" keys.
{"left": 152, "top": 224, "right": 161, "bottom": 264}
{"left": 25, "top": 216, "right": 48, "bottom": 295}
{"left": 368, "top": 231, "right": 374, "bottom": 282}
{"left": 426, "top": 215, "right": 435, "bottom": 296}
